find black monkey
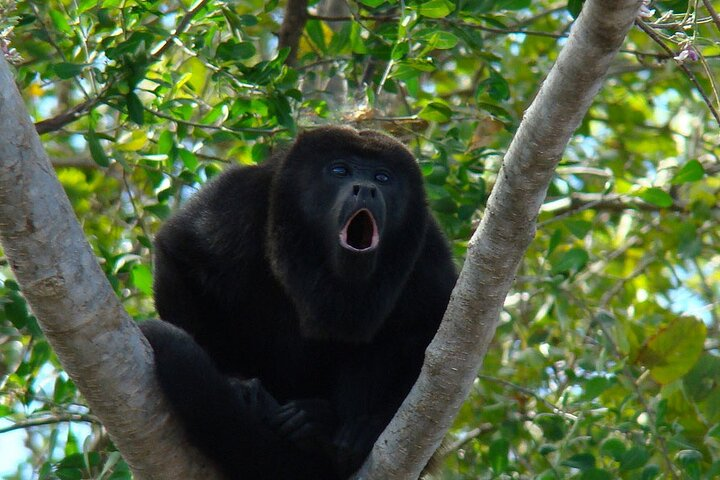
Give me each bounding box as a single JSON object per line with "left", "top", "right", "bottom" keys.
{"left": 141, "top": 126, "right": 457, "bottom": 479}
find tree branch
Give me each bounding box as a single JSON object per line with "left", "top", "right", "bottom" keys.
{"left": 34, "top": 0, "right": 211, "bottom": 136}
{"left": 636, "top": 19, "right": 720, "bottom": 126}
{"left": 354, "top": 0, "right": 643, "bottom": 478}
{"left": 34, "top": 87, "right": 108, "bottom": 135}
{"left": 0, "top": 413, "right": 100, "bottom": 434}
{"left": 0, "top": 55, "right": 223, "bottom": 480}
{"left": 701, "top": 0, "right": 720, "bottom": 32}
{"left": 278, "top": 0, "right": 309, "bottom": 66}
{"left": 150, "top": 0, "right": 212, "bottom": 59}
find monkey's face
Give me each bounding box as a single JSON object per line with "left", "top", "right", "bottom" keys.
{"left": 267, "top": 126, "right": 429, "bottom": 340}
{"left": 322, "top": 155, "right": 395, "bottom": 280}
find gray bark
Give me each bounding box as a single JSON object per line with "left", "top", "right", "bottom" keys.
{"left": 354, "top": 0, "right": 644, "bottom": 478}
{"left": 0, "top": 56, "right": 222, "bottom": 480}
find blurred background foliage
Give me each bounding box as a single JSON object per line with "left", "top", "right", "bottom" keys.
{"left": 0, "top": 0, "right": 718, "bottom": 478}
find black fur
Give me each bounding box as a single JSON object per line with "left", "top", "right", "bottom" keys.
{"left": 141, "top": 126, "right": 457, "bottom": 479}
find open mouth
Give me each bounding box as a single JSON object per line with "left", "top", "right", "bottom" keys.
{"left": 339, "top": 209, "right": 379, "bottom": 252}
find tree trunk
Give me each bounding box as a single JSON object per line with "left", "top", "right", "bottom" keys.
{"left": 0, "top": 0, "right": 642, "bottom": 477}
{"left": 0, "top": 57, "right": 223, "bottom": 480}
{"left": 354, "top": 0, "right": 643, "bottom": 478}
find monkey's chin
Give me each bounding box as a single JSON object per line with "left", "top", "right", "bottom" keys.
{"left": 331, "top": 247, "right": 379, "bottom": 282}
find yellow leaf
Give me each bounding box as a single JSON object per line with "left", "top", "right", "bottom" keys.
{"left": 182, "top": 57, "right": 208, "bottom": 93}
{"left": 298, "top": 22, "right": 333, "bottom": 57}
{"left": 117, "top": 130, "right": 148, "bottom": 152}
{"left": 27, "top": 83, "right": 43, "bottom": 97}
{"left": 636, "top": 317, "right": 706, "bottom": 384}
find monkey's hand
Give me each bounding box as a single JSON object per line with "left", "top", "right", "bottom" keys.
{"left": 268, "top": 399, "right": 338, "bottom": 454}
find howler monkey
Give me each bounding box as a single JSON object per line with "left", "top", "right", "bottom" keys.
{"left": 141, "top": 126, "right": 457, "bottom": 479}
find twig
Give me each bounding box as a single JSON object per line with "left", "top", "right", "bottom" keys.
{"left": 636, "top": 19, "right": 720, "bottom": 126}
{"left": 599, "top": 254, "right": 656, "bottom": 308}
{"left": 144, "top": 107, "right": 284, "bottom": 135}
{"left": 151, "top": 0, "right": 212, "bottom": 59}
{"left": 539, "top": 192, "right": 685, "bottom": 226}
{"left": 308, "top": 14, "right": 397, "bottom": 22}
{"left": 701, "top": 0, "right": 720, "bottom": 31}
{"left": 35, "top": 0, "right": 210, "bottom": 135}
{"left": 592, "top": 312, "right": 680, "bottom": 479}
{"left": 34, "top": 85, "right": 110, "bottom": 134}
{"left": 0, "top": 413, "right": 99, "bottom": 434}
{"left": 477, "top": 374, "right": 579, "bottom": 421}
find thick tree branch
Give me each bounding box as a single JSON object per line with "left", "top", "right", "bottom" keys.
{"left": 354, "top": 1, "right": 643, "bottom": 478}
{"left": 278, "top": 0, "right": 309, "bottom": 66}
{"left": 0, "top": 56, "right": 223, "bottom": 480}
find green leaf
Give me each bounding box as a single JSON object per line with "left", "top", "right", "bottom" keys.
{"left": 488, "top": 438, "right": 509, "bottom": 474}
{"left": 391, "top": 42, "right": 409, "bottom": 61}
{"left": 130, "top": 264, "right": 153, "bottom": 296}
{"left": 306, "top": 20, "right": 328, "bottom": 52}
{"left": 87, "top": 130, "right": 110, "bottom": 167}
{"left": 580, "top": 468, "right": 612, "bottom": 480}
{"left": 78, "top": 0, "right": 97, "bottom": 13}
{"left": 391, "top": 60, "right": 436, "bottom": 80}
{"left": 620, "top": 446, "right": 650, "bottom": 471}
{"left": 178, "top": 149, "right": 198, "bottom": 170}
{"left": 418, "top": 0, "right": 455, "bottom": 18}
{"left": 499, "top": 0, "right": 531, "bottom": 9}
{"left": 671, "top": 160, "right": 704, "bottom": 184}
{"left": 600, "top": 438, "right": 626, "bottom": 461}
{"left": 417, "top": 30, "right": 459, "bottom": 50}
{"left": 580, "top": 376, "right": 612, "bottom": 401}
{"left": 5, "top": 291, "right": 30, "bottom": 329}
{"left": 565, "top": 220, "right": 592, "bottom": 239}
{"left": 683, "top": 354, "right": 720, "bottom": 401}
{"left": 568, "top": 0, "right": 585, "bottom": 17}
{"left": 641, "top": 464, "right": 660, "bottom": 480}
{"left": 358, "top": 0, "right": 386, "bottom": 6}
{"left": 49, "top": 9, "right": 71, "bottom": 33}
{"left": 562, "top": 453, "right": 595, "bottom": 470}
{"left": 156, "top": 131, "right": 174, "bottom": 155}
{"left": 239, "top": 15, "right": 259, "bottom": 26}
{"left": 418, "top": 102, "right": 453, "bottom": 122}
{"left": 477, "top": 102, "right": 514, "bottom": 124}
{"left": 145, "top": 203, "right": 171, "bottom": 220}
{"left": 547, "top": 229, "right": 562, "bottom": 255}
{"left": 482, "top": 69, "right": 510, "bottom": 101}
{"left": 551, "top": 247, "right": 589, "bottom": 275}
{"left": 216, "top": 40, "right": 256, "bottom": 61}
{"left": 636, "top": 317, "right": 706, "bottom": 384}
{"left": 538, "top": 444, "right": 557, "bottom": 455}
{"left": 53, "top": 63, "right": 85, "bottom": 79}
{"left": 636, "top": 187, "right": 673, "bottom": 208}
{"left": 125, "top": 91, "right": 144, "bottom": 125}
{"left": 534, "top": 414, "right": 565, "bottom": 441}
{"left": 675, "top": 450, "right": 702, "bottom": 480}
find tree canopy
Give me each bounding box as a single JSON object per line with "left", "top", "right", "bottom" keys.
{"left": 0, "top": 0, "right": 718, "bottom": 479}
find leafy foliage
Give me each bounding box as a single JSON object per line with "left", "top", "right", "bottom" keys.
{"left": 0, "top": 0, "right": 718, "bottom": 478}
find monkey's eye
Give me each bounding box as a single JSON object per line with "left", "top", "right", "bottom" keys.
{"left": 331, "top": 164, "right": 350, "bottom": 177}
{"left": 375, "top": 172, "right": 390, "bottom": 183}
